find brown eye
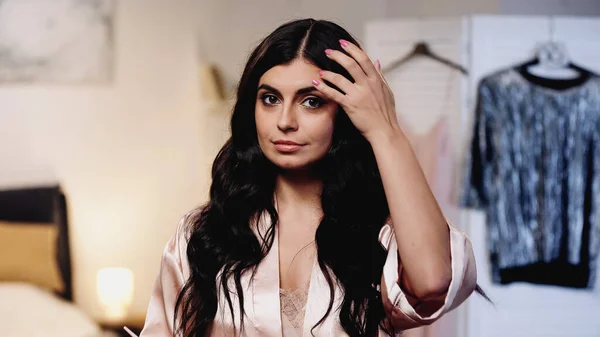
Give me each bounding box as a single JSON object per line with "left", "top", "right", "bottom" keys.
{"left": 261, "top": 94, "right": 280, "bottom": 106}
{"left": 302, "top": 97, "right": 323, "bottom": 109}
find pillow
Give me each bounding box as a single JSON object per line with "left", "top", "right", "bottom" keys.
{"left": 0, "top": 221, "right": 64, "bottom": 292}
{"left": 0, "top": 282, "right": 101, "bottom": 337}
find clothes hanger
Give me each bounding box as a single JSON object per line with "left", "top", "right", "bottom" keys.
{"left": 519, "top": 17, "right": 590, "bottom": 81}
{"left": 381, "top": 41, "right": 468, "bottom": 75}
{"left": 520, "top": 40, "right": 589, "bottom": 79}
{"left": 515, "top": 42, "right": 594, "bottom": 91}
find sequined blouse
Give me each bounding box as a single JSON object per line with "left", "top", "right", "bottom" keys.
{"left": 461, "top": 67, "right": 600, "bottom": 288}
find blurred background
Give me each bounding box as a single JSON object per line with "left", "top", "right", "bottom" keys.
{"left": 0, "top": 0, "right": 599, "bottom": 336}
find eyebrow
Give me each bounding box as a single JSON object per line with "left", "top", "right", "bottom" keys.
{"left": 257, "top": 84, "right": 318, "bottom": 97}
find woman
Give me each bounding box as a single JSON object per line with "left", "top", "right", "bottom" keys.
{"left": 140, "top": 18, "right": 480, "bottom": 337}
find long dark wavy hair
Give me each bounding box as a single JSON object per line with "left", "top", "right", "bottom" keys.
{"left": 174, "top": 18, "right": 487, "bottom": 337}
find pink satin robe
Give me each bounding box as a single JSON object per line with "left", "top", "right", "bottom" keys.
{"left": 139, "top": 210, "right": 477, "bottom": 336}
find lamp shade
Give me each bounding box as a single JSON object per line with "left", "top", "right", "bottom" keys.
{"left": 96, "top": 267, "right": 134, "bottom": 321}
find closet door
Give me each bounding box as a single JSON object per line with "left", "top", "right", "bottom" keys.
{"left": 365, "top": 18, "right": 470, "bottom": 337}
{"left": 465, "top": 15, "right": 600, "bottom": 337}
{"left": 365, "top": 18, "right": 468, "bottom": 158}
{"left": 555, "top": 17, "right": 600, "bottom": 73}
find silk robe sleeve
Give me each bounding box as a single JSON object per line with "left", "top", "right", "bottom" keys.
{"left": 378, "top": 221, "right": 477, "bottom": 330}
{"left": 139, "top": 214, "right": 191, "bottom": 337}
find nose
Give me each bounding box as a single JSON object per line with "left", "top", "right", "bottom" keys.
{"left": 277, "top": 103, "right": 298, "bottom": 132}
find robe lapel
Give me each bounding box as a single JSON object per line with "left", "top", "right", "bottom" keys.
{"left": 251, "top": 212, "right": 283, "bottom": 337}
{"left": 302, "top": 258, "right": 344, "bottom": 336}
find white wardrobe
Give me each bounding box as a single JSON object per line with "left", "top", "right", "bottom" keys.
{"left": 365, "top": 15, "right": 600, "bottom": 337}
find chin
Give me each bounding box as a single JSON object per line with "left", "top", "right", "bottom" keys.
{"left": 267, "top": 154, "right": 318, "bottom": 172}
{"left": 272, "top": 159, "right": 312, "bottom": 171}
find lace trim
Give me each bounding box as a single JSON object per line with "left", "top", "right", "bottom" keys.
{"left": 280, "top": 285, "right": 310, "bottom": 331}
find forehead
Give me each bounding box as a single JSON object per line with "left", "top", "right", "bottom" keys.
{"left": 258, "top": 58, "right": 320, "bottom": 90}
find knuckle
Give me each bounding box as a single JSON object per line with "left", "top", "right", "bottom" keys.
{"left": 340, "top": 59, "right": 353, "bottom": 69}
{"left": 348, "top": 62, "right": 361, "bottom": 73}
{"left": 332, "top": 73, "right": 345, "bottom": 83}
{"left": 357, "top": 54, "right": 370, "bottom": 64}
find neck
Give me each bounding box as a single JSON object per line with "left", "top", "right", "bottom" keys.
{"left": 274, "top": 170, "right": 323, "bottom": 216}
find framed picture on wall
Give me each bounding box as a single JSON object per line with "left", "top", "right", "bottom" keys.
{"left": 0, "top": 0, "right": 115, "bottom": 84}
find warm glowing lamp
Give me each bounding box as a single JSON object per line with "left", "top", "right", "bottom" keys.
{"left": 97, "top": 267, "right": 134, "bottom": 322}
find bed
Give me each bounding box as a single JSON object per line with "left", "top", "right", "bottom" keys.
{"left": 0, "top": 185, "right": 117, "bottom": 337}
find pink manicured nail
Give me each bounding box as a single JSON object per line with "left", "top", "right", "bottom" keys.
{"left": 339, "top": 39, "right": 349, "bottom": 47}
{"left": 312, "top": 79, "right": 320, "bottom": 86}
{"left": 325, "top": 49, "right": 333, "bottom": 55}
{"left": 319, "top": 70, "right": 324, "bottom": 76}
{"left": 376, "top": 59, "right": 381, "bottom": 70}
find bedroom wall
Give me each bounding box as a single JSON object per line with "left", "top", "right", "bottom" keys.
{"left": 0, "top": 0, "right": 210, "bottom": 320}
{"left": 501, "top": 0, "right": 600, "bottom": 15}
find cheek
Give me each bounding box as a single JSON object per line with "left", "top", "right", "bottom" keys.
{"left": 317, "top": 124, "right": 334, "bottom": 145}
{"left": 254, "top": 107, "right": 270, "bottom": 140}
{"left": 310, "top": 115, "right": 336, "bottom": 149}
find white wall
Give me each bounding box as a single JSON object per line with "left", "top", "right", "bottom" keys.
{"left": 195, "top": 0, "right": 389, "bottom": 92}
{"left": 382, "top": 0, "right": 600, "bottom": 18}
{"left": 197, "top": 0, "right": 600, "bottom": 95}
{"left": 194, "top": 0, "right": 501, "bottom": 91}
{"left": 501, "top": 0, "right": 600, "bottom": 15}
{"left": 0, "top": 0, "right": 217, "bottom": 319}
{"left": 384, "top": 0, "right": 500, "bottom": 17}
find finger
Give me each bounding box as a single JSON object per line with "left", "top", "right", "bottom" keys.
{"left": 318, "top": 70, "right": 355, "bottom": 96}
{"left": 325, "top": 48, "right": 368, "bottom": 85}
{"left": 371, "top": 59, "right": 394, "bottom": 105}
{"left": 373, "top": 59, "right": 380, "bottom": 72}
{"left": 373, "top": 59, "right": 385, "bottom": 83}
{"left": 312, "top": 78, "right": 347, "bottom": 106}
{"left": 339, "top": 39, "right": 379, "bottom": 80}
{"left": 374, "top": 59, "right": 391, "bottom": 87}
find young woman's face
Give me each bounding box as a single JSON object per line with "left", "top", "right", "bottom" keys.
{"left": 255, "top": 59, "right": 338, "bottom": 171}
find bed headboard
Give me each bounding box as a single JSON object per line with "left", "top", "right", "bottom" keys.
{"left": 0, "top": 185, "right": 72, "bottom": 301}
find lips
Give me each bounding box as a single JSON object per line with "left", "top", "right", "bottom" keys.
{"left": 273, "top": 140, "right": 304, "bottom": 153}
{"left": 274, "top": 140, "right": 301, "bottom": 146}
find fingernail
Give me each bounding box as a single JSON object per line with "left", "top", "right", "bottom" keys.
{"left": 312, "top": 79, "right": 320, "bottom": 86}
{"left": 325, "top": 49, "right": 333, "bottom": 55}
{"left": 319, "top": 70, "right": 324, "bottom": 76}
{"left": 339, "top": 39, "right": 349, "bottom": 47}
{"left": 376, "top": 59, "right": 381, "bottom": 70}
